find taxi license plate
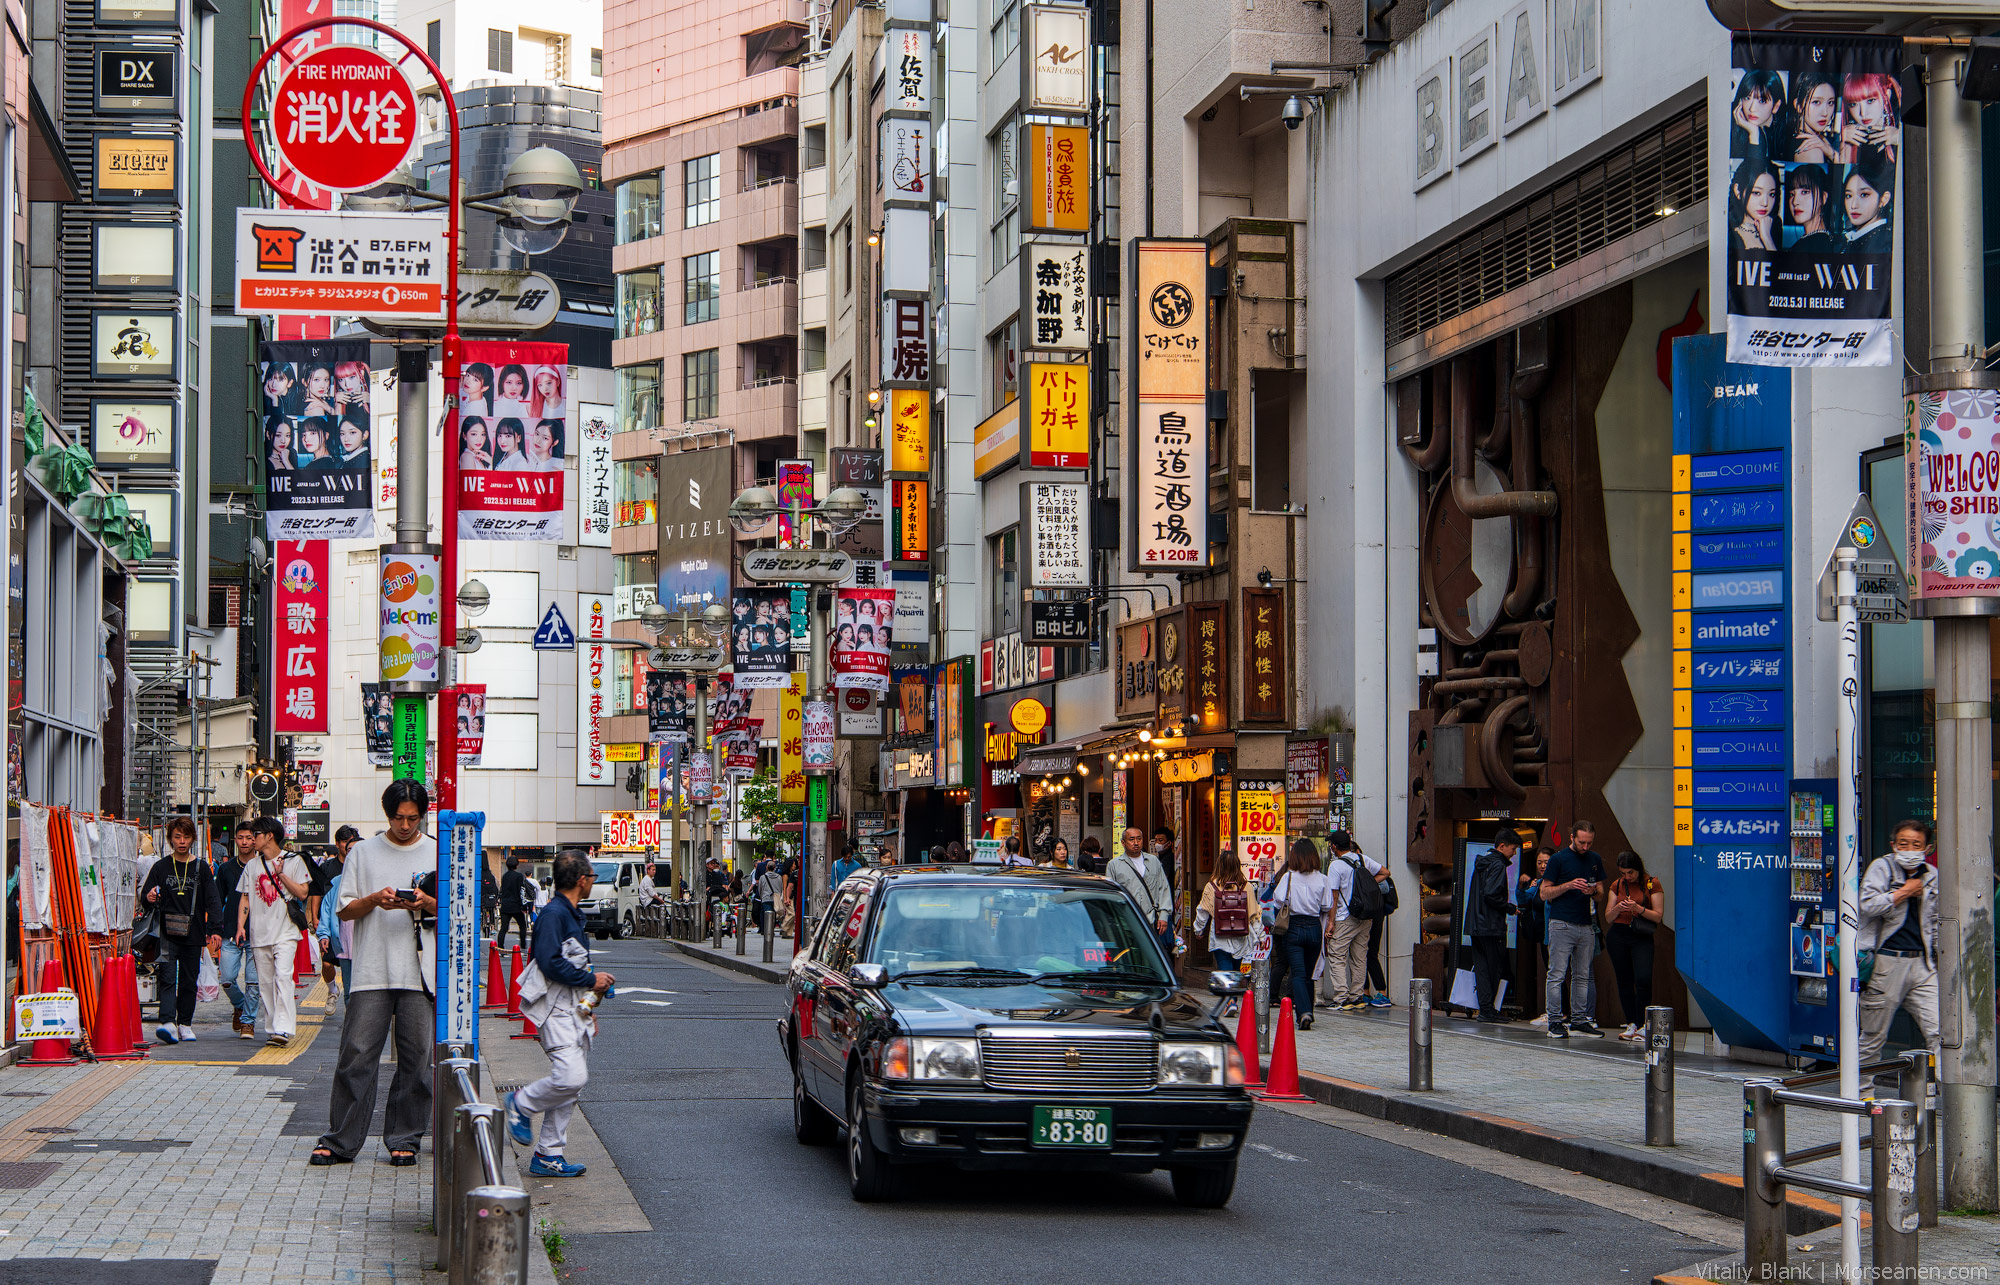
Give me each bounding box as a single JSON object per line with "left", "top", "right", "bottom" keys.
{"left": 1032, "top": 1106, "right": 1111, "bottom": 1148}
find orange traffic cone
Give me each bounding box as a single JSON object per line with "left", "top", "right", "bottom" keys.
{"left": 292, "top": 934, "right": 314, "bottom": 984}
{"left": 1258, "top": 997, "right": 1311, "bottom": 1101}
{"left": 89, "top": 956, "right": 139, "bottom": 1060}
{"left": 119, "top": 955, "right": 149, "bottom": 1057}
{"left": 20, "top": 958, "right": 79, "bottom": 1066}
{"left": 511, "top": 1012, "right": 539, "bottom": 1040}
{"left": 1235, "top": 1001, "right": 1264, "bottom": 1089}
{"left": 505, "top": 948, "right": 524, "bottom": 1019}
{"left": 481, "top": 941, "right": 508, "bottom": 1009}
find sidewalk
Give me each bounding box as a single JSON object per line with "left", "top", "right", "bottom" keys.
{"left": 665, "top": 933, "right": 794, "bottom": 981}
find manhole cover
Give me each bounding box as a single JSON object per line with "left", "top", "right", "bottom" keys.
{"left": 2, "top": 1091, "right": 48, "bottom": 1098}
{"left": 0, "top": 1161, "right": 61, "bottom": 1189}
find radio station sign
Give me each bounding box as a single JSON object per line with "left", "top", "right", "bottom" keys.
{"left": 235, "top": 208, "right": 447, "bottom": 318}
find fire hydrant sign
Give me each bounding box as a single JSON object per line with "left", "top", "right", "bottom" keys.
{"left": 235, "top": 209, "right": 446, "bottom": 319}
{"left": 270, "top": 45, "right": 419, "bottom": 192}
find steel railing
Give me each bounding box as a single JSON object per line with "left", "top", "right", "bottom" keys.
{"left": 433, "top": 1045, "right": 530, "bottom": 1284}
{"left": 1743, "top": 1050, "right": 1934, "bottom": 1277}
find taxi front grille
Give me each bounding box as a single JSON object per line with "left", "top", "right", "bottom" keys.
{"left": 979, "top": 1037, "right": 1156, "bottom": 1093}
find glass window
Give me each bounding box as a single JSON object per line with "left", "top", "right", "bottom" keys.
{"left": 426, "top": 20, "right": 440, "bottom": 61}
{"left": 989, "top": 0, "right": 1019, "bottom": 68}
{"left": 616, "top": 268, "right": 661, "bottom": 339}
{"left": 803, "top": 328, "right": 826, "bottom": 372}
{"left": 804, "top": 124, "right": 826, "bottom": 170}
{"left": 683, "top": 349, "right": 719, "bottom": 421}
{"left": 591, "top": 47, "right": 602, "bottom": 77}
{"left": 487, "top": 28, "right": 512, "bottom": 73}
{"left": 615, "top": 458, "right": 658, "bottom": 527}
{"left": 684, "top": 251, "right": 720, "bottom": 325}
{"left": 615, "top": 172, "right": 662, "bottom": 244}
{"left": 869, "top": 884, "right": 1171, "bottom": 983}
{"left": 615, "top": 362, "right": 662, "bottom": 435}
{"left": 802, "top": 226, "right": 826, "bottom": 272}
{"left": 990, "top": 320, "right": 1018, "bottom": 409}
{"left": 991, "top": 527, "right": 1019, "bottom": 635}
{"left": 613, "top": 649, "right": 650, "bottom": 716}
{"left": 685, "top": 153, "right": 720, "bottom": 228}
{"left": 615, "top": 550, "right": 658, "bottom": 592}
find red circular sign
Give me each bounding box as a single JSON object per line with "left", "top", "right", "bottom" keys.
{"left": 843, "top": 688, "right": 872, "bottom": 712}
{"left": 270, "top": 45, "right": 418, "bottom": 192}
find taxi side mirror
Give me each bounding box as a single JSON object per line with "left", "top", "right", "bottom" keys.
{"left": 1207, "top": 971, "right": 1248, "bottom": 996}
{"left": 848, "top": 963, "right": 888, "bottom": 989}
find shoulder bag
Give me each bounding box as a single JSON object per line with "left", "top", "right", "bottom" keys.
{"left": 265, "top": 857, "right": 311, "bottom": 933}
{"left": 1273, "top": 873, "right": 1293, "bottom": 935}
{"left": 161, "top": 858, "right": 199, "bottom": 938}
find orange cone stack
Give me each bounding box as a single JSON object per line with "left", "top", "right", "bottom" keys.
{"left": 481, "top": 941, "right": 508, "bottom": 1009}
{"left": 120, "top": 955, "right": 149, "bottom": 1055}
{"left": 505, "top": 948, "right": 524, "bottom": 1018}
{"left": 89, "top": 956, "right": 141, "bottom": 1060}
{"left": 1235, "top": 1002, "right": 1264, "bottom": 1089}
{"left": 20, "top": 958, "right": 80, "bottom": 1066}
{"left": 1258, "top": 998, "right": 1311, "bottom": 1101}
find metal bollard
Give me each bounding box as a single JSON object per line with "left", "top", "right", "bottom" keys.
{"left": 763, "top": 906, "right": 776, "bottom": 962}
{"left": 712, "top": 899, "right": 724, "bottom": 948}
{"left": 736, "top": 899, "right": 747, "bottom": 955}
{"left": 453, "top": 1185, "right": 531, "bottom": 1285}
{"left": 1901, "top": 1049, "right": 1938, "bottom": 1228}
{"left": 1743, "top": 1080, "right": 1787, "bottom": 1276}
{"left": 447, "top": 1104, "right": 502, "bottom": 1271}
{"left": 1644, "top": 1005, "right": 1674, "bottom": 1147}
{"left": 432, "top": 1053, "right": 478, "bottom": 1255}
{"left": 1870, "top": 1097, "right": 1921, "bottom": 1275}
{"left": 1408, "top": 977, "right": 1432, "bottom": 1091}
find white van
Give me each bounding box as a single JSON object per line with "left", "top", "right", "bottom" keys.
{"left": 579, "top": 857, "right": 651, "bottom": 939}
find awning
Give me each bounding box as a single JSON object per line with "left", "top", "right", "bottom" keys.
{"left": 27, "top": 85, "right": 80, "bottom": 203}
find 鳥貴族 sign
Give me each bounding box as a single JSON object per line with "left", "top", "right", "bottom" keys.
{"left": 1128, "top": 240, "right": 1208, "bottom": 569}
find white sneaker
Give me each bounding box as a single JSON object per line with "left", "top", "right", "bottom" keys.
{"left": 154, "top": 1025, "right": 178, "bottom": 1045}
{"left": 1528, "top": 1013, "right": 1549, "bottom": 1028}
{"left": 177, "top": 1025, "right": 197, "bottom": 1042}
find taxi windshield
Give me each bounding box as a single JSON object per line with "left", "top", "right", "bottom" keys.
{"left": 868, "top": 884, "right": 1171, "bottom": 984}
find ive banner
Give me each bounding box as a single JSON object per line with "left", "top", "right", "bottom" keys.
{"left": 259, "top": 338, "right": 376, "bottom": 540}
{"left": 458, "top": 341, "right": 569, "bottom": 540}
{"left": 272, "top": 541, "right": 328, "bottom": 733}
{"left": 1725, "top": 33, "right": 1899, "bottom": 367}
{"left": 832, "top": 588, "right": 894, "bottom": 692}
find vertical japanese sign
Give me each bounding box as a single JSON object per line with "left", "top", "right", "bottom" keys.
{"left": 1022, "top": 362, "right": 1090, "bottom": 468}
{"left": 258, "top": 338, "right": 376, "bottom": 540}
{"left": 1022, "top": 238, "right": 1090, "bottom": 353}
{"left": 1285, "top": 737, "right": 1329, "bottom": 836}
{"left": 577, "top": 592, "right": 611, "bottom": 786}
{"left": 776, "top": 459, "right": 813, "bottom": 548}
{"left": 577, "top": 402, "right": 614, "bottom": 546}
{"left": 1023, "top": 480, "right": 1089, "bottom": 588}
{"left": 391, "top": 698, "right": 428, "bottom": 787}
{"left": 1129, "top": 239, "right": 1209, "bottom": 569}
{"left": 1188, "top": 602, "right": 1229, "bottom": 734}
{"left": 659, "top": 444, "right": 733, "bottom": 609}
{"left": 891, "top": 479, "right": 929, "bottom": 562}
{"left": 889, "top": 389, "right": 931, "bottom": 472}
{"left": 1024, "top": 123, "right": 1089, "bottom": 233}
{"left": 273, "top": 541, "right": 328, "bottom": 732}
{"left": 933, "top": 657, "right": 970, "bottom": 789}
{"left": 1242, "top": 589, "right": 1286, "bottom": 722}
{"left": 779, "top": 673, "right": 806, "bottom": 804}
{"left": 887, "top": 24, "right": 931, "bottom": 112}
{"left": 1235, "top": 781, "right": 1287, "bottom": 884}
{"left": 435, "top": 812, "right": 484, "bottom": 1053}
{"left": 833, "top": 588, "right": 895, "bottom": 691}
{"left": 1724, "top": 33, "right": 1899, "bottom": 368}
{"left": 1154, "top": 607, "right": 1187, "bottom": 727}
{"left": 457, "top": 341, "right": 568, "bottom": 540}
{"left": 883, "top": 297, "right": 932, "bottom": 387}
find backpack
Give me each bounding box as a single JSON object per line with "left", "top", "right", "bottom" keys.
{"left": 1342, "top": 856, "right": 1386, "bottom": 920}
{"left": 1213, "top": 883, "right": 1250, "bottom": 936}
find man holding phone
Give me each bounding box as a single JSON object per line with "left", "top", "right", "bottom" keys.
{"left": 312, "top": 780, "right": 438, "bottom": 1167}
{"left": 1538, "top": 820, "right": 1606, "bottom": 1039}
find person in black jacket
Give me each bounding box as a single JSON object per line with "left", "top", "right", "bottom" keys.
{"left": 498, "top": 856, "right": 532, "bottom": 948}
{"left": 141, "top": 816, "right": 225, "bottom": 1044}
{"left": 1467, "top": 830, "right": 1520, "bottom": 1024}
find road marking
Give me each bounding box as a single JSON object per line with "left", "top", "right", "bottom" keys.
{"left": 619, "top": 987, "right": 677, "bottom": 995}
{"left": 1246, "top": 1141, "right": 1308, "bottom": 1162}
{"left": 630, "top": 1000, "right": 674, "bottom": 1007}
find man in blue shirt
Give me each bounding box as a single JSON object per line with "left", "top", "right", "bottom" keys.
{"left": 1538, "top": 821, "right": 1606, "bottom": 1039}
{"left": 831, "top": 842, "right": 862, "bottom": 888}
{"left": 504, "top": 851, "right": 614, "bottom": 1177}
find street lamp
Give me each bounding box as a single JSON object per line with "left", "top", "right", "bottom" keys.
{"left": 467, "top": 148, "right": 586, "bottom": 256}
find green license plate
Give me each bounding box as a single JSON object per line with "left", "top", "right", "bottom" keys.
{"left": 1032, "top": 1105, "right": 1112, "bottom": 1148}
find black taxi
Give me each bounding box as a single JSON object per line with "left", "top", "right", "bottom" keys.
{"left": 777, "top": 865, "right": 1252, "bottom": 1205}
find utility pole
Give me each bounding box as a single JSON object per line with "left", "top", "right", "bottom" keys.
{"left": 692, "top": 673, "right": 709, "bottom": 931}
{"left": 1919, "top": 28, "right": 1998, "bottom": 1212}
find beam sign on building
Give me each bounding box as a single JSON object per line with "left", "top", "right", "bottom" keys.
{"left": 234, "top": 208, "right": 448, "bottom": 319}
{"left": 1127, "top": 239, "right": 1209, "bottom": 570}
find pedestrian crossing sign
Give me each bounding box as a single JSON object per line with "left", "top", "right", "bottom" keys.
{"left": 533, "top": 601, "right": 576, "bottom": 651}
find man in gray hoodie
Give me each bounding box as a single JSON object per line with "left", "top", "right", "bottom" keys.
{"left": 1858, "top": 818, "right": 1940, "bottom": 1066}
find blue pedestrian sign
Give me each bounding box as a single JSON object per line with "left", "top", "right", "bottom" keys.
{"left": 533, "top": 601, "right": 576, "bottom": 651}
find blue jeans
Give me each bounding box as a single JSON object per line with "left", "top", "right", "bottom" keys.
{"left": 1279, "top": 921, "right": 1323, "bottom": 1018}
{"left": 219, "top": 938, "right": 259, "bottom": 1022}
{"left": 1210, "top": 948, "right": 1240, "bottom": 972}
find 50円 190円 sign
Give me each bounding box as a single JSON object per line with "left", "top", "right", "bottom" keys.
{"left": 270, "top": 45, "right": 419, "bottom": 193}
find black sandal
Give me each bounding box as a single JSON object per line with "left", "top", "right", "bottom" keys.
{"left": 308, "top": 1148, "right": 351, "bottom": 1166}
{"left": 387, "top": 1149, "right": 417, "bottom": 1166}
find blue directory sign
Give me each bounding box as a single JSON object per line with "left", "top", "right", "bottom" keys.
{"left": 1672, "top": 333, "right": 1793, "bottom": 1054}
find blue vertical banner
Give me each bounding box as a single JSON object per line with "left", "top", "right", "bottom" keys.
{"left": 1672, "top": 333, "right": 1793, "bottom": 1053}
{"left": 436, "top": 810, "right": 486, "bottom": 1056}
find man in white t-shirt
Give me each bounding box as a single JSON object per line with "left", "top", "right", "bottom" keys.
{"left": 1323, "top": 831, "right": 1387, "bottom": 1011}
{"left": 311, "top": 779, "right": 438, "bottom": 1167}
{"left": 234, "top": 816, "right": 313, "bottom": 1048}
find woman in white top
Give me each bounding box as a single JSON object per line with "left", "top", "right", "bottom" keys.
{"left": 1194, "top": 844, "right": 1262, "bottom": 1014}
{"left": 1266, "top": 838, "right": 1335, "bottom": 1029}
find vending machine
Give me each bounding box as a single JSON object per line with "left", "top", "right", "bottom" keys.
{"left": 1786, "top": 778, "right": 1838, "bottom": 1060}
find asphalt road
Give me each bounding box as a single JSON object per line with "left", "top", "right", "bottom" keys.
{"left": 558, "top": 938, "right": 1716, "bottom": 1284}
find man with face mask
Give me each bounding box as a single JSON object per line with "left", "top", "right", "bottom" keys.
{"left": 1857, "top": 819, "right": 1940, "bottom": 1066}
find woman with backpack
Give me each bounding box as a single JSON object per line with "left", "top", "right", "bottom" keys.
{"left": 1193, "top": 845, "right": 1259, "bottom": 972}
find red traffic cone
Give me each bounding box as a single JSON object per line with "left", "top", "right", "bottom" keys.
{"left": 1235, "top": 1000, "right": 1264, "bottom": 1089}
{"left": 505, "top": 948, "right": 524, "bottom": 1019}
{"left": 512, "top": 1012, "right": 539, "bottom": 1040}
{"left": 292, "top": 934, "right": 314, "bottom": 984}
{"left": 20, "top": 958, "right": 80, "bottom": 1066}
{"left": 482, "top": 941, "right": 508, "bottom": 1009}
{"left": 119, "top": 955, "right": 149, "bottom": 1058}
{"left": 89, "top": 956, "right": 139, "bottom": 1060}
{"left": 1258, "top": 997, "right": 1311, "bottom": 1102}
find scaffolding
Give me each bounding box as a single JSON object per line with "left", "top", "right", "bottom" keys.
{"left": 128, "top": 651, "right": 218, "bottom": 823}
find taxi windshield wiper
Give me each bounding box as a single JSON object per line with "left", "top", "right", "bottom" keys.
{"left": 885, "top": 966, "right": 1037, "bottom": 985}
{"left": 1035, "top": 968, "right": 1172, "bottom": 987}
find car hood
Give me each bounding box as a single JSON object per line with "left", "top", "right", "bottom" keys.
{"left": 880, "top": 979, "right": 1223, "bottom": 1037}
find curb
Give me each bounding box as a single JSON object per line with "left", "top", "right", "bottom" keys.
{"left": 665, "top": 939, "right": 788, "bottom": 985}
{"left": 1292, "top": 1069, "right": 1838, "bottom": 1236}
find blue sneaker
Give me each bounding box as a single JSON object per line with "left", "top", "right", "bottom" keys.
{"left": 527, "top": 1152, "right": 586, "bottom": 1178}
{"left": 1367, "top": 994, "right": 1393, "bottom": 1009}
{"left": 502, "top": 1092, "right": 533, "bottom": 1147}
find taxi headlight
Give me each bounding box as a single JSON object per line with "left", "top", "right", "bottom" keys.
{"left": 1158, "top": 1042, "right": 1225, "bottom": 1086}
{"left": 881, "top": 1037, "right": 981, "bottom": 1083}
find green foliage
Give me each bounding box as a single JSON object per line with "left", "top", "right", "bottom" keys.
{"left": 539, "top": 1216, "right": 567, "bottom": 1265}
{"left": 739, "top": 768, "right": 799, "bottom": 863}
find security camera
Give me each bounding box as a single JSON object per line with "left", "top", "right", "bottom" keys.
{"left": 1282, "top": 96, "right": 1307, "bottom": 130}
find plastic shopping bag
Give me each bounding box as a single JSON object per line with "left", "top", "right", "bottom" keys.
{"left": 196, "top": 952, "right": 222, "bottom": 1004}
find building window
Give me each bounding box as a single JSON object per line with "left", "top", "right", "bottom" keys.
{"left": 615, "top": 458, "right": 658, "bottom": 527}
{"left": 615, "top": 362, "right": 662, "bottom": 435}
{"left": 990, "top": 0, "right": 1019, "bottom": 69}
{"left": 487, "top": 28, "right": 512, "bottom": 73}
{"left": 803, "top": 328, "right": 826, "bottom": 372}
{"left": 685, "top": 154, "right": 720, "bottom": 228}
{"left": 990, "top": 115, "right": 1019, "bottom": 267}
{"left": 614, "top": 550, "right": 657, "bottom": 599}
{"left": 683, "top": 251, "right": 720, "bottom": 325}
{"left": 991, "top": 528, "right": 1019, "bottom": 636}
{"left": 591, "top": 47, "right": 602, "bottom": 77}
{"left": 840, "top": 222, "right": 853, "bottom": 296}
{"left": 802, "top": 226, "right": 826, "bottom": 272}
{"left": 615, "top": 172, "right": 662, "bottom": 244}
{"left": 835, "top": 72, "right": 850, "bottom": 144}
{"left": 804, "top": 124, "right": 826, "bottom": 170}
{"left": 617, "top": 269, "right": 662, "bottom": 339}
{"left": 990, "top": 320, "right": 1018, "bottom": 410}
{"left": 426, "top": 20, "right": 441, "bottom": 61}
{"left": 683, "top": 349, "right": 719, "bottom": 421}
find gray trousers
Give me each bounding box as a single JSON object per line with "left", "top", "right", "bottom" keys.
{"left": 1859, "top": 952, "right": 1941, "bottom": 1066}
{"left": 318, "top": 987, "right": 434, "bottom": 1159}
{"left": 1546, "top": 919, "right": 1594, "bottom": 1024}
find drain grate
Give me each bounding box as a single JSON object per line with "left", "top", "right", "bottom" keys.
{"left": 39, "top": 1139, "right": 191, "bottom": 1154}
{"left": 0, "top": 1161, "right": 62, "bottom": 1189}
{"left": 0, "top": 1260, "right": 216, "bottom": 1283}
{"left": 2, "top": 1091, "right": 48, "bottom": 1098}
{"left": 25, "top": 1126, "right": 77, "bottom": 1134}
